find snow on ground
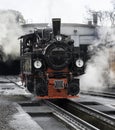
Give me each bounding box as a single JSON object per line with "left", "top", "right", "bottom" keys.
{"left": 0, "top": 76, "right": 43, "bottom": 130}
{"left": 10, "top": 103, "right": 43, "bottom": 130}
{"left": 0, "top": 77, "right": 32, "bottom": 97}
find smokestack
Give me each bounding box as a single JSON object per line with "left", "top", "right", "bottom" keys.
{"left": 52, "top": 18, "right": 61, "bottom": 36}
{"left": 93, "top": 13, "right": 98, "bottom": 25}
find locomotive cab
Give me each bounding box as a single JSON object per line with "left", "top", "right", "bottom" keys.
{"left": 20, "top": 18, "right": 85, "bottom": 99}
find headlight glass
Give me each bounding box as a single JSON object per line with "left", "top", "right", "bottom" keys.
{"left": 34, "top": 60, "right": 42, "bottom": 69}
{"left": 56, "top": 35, "right": 62, "bottom": 41}
{"left": 76, "top": 59, "right": 84, "bottom": 67}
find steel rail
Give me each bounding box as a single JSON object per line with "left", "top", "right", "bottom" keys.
{"left": 44, "top": 100, "right": 99, "bottom": 130}
{"left": 81, "top": 90, "right": 115, "bottom": 98}
{"left": 4, "top": 76, "right": 24, "bottom": 88}
{"left": 65, "top": 99, "right": 115, "bottom": 130}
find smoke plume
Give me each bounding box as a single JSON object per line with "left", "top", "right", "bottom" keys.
{"left": 80, "top": 27, "right": 115, "bottom": 90}
{"left": 0, "top": 10, "right": 25, "bottom": 60}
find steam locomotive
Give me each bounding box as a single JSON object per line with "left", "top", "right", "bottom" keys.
{"left": 20, "top": 18, "right": 85, "bottom": 99}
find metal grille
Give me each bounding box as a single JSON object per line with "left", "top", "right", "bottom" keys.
{"left": 54, "top": 80, "right": 64, "bottom": 89}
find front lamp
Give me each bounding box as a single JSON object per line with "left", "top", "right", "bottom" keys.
{"left": 34, "top": 60, "right": 42, "bottom": 69}
{"left": 75, "top": 59, "right": 84, "bottom": 68}
{"left": 56, "top": 35, "right": 62, "bottom": 41}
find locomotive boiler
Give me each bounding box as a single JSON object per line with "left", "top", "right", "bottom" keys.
{"left": 20, "top": 18, "right": 85, "bottom": 99}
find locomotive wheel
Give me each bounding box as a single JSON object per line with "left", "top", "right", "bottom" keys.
{"left": 34, "top": 78, "right": 48, "bottom": 96}
{"left": 25, "top": 76, "right": 34, "bottom": 93}
{"left": 68, "top": 79, "right": 79, "bottom": 96}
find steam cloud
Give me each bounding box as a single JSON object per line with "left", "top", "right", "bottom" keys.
{"left": 80, "top": 27, "right": 115, "bottom": 90}
{"left": 0, "top": 10, "right": 25, "bottom": 60}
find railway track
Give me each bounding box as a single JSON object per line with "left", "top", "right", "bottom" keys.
{"left": 0, "top": 76, "right": 115, "bottom": 129}
{"left": 4, "top": 76, "right": 23, "bottom": 88}
{"left": 0, "top": 76, "right": 32, "bottom": 102}
{"left": 0, "top": 76, "right": 21, "bottom": 92}
{"left": 19, "top": 100, "right": 98, "bottom": 130}
{"left": 49, "top": 99, "right": 115, "bottom": 130}
{"left": 81, "top": 90, "right": 115, "bottom": 98}
{"left": 19, "top": 99, "right": 115, "bottom": 130}
{"left": 45, "top": 100, "right": 99, "bottom": 130}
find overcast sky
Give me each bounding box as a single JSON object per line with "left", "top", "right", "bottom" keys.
{"left": 0, "top": 0, "right": 113, "bottom": 23}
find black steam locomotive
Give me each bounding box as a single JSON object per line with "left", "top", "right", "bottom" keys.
{"left": 20, "top": 18, "right": 85, "bottom": 99}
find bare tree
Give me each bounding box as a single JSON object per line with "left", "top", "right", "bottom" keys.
{"left": 86, "top": 8, "right": 115, "bottom": 26}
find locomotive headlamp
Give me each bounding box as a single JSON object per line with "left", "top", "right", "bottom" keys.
{"left": 76, "top": 59, "right": 84, "bottom": 68}
{"left": 34, "top": 60, "right": 42, "bottom": 69}
{"left": 56, "top": 35, "right": 62, "bottom": 41}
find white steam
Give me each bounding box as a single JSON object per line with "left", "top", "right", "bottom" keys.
{"left": 0, "top": 10, "right": 25, "bottom": 59}
{"left": 80, "top": 27, "right": 115, "bottom": 90}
